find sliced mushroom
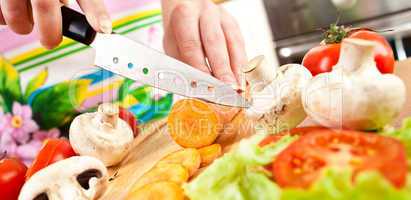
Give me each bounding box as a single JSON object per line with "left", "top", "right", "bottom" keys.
{"left": 244, "top": 56, "right": 312, "bottom": 132}
{"left": 19, "top": 156, "right": 107, "bottom": 200}
{"left": 69, "top": 103, "right": 134, "bottom": 166}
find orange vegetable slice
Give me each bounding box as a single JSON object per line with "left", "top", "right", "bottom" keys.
{"left": 168, "top": 99, "right": 222, "bottom": 148}
{"left": 126, "top": 181, "right": 184, "bottom": 200}
{"left": 198, "top": 144, "right": 222, "bottom": 167}
{"left": 132, "top": 164, "right": 189, "bottom": 189}
{"left": 157, "top": 148, "right": 201, "bottom": 176}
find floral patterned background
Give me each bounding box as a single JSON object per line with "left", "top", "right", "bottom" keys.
{"left": 0, "top": 0, "right": 174, "bottom": 165}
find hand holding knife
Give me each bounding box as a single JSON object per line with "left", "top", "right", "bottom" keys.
{"left": 61, "top": 6, "right": 249, "bottom": 108}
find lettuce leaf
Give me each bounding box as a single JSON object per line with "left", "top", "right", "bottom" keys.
{"left": 281, "top": 169, "right": 411, "bottom": 200}
{"left": 184, "top": 134, "right": 295, "bottom": 200}
{"left": 185, "top": 129, "right": 411, "bottom": 200}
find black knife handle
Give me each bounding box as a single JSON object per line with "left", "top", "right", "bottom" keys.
{"left": 61, "top": 6, "right": 96, "bottom": 45}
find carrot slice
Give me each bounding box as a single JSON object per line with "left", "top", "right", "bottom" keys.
{"left": 168, "top": 99, "right": 222, "bottom": 148}
{"left": 198, "top": 144, "right": 222, "bottom": 167}
{"left": 126, "top": 181, "right": 184, "bottom": 200}
{"left": 217, "top": 111, "right": 254, "bottom": 147}
{"left": 157, "top": 148, "right": 201, "bottom": 176}
{"left": 132, "top": 164, "right": 189, "bottom": 189}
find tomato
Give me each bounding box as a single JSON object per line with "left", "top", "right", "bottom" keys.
{"left": 302, "top": 44, "right": 341, "bottom": 76}
{"left": 0, "top": 157, "right": 27, "bottom": 200}
{"left": 302, "top": 29, "right": 395, "bottom": 76}
{"left": 119, "top": 106, "right": 139, "bottom": 137}
{"left": 26, "top": 138, "right": 76, "bottom": 179}
{"left": 259, "top": 127, "right": 328, "bottom": 147}
{"left": 272, "top": 130, "right": 407, "bottom": 189}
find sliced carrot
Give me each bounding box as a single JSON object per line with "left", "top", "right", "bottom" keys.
{"left": 210, "top": 104, "right": 240, "bottom": 124}
{"left": 168, "top": 99, "right": 222, "bottom": 148}
{"left": 157, "top": 148, "right": 201, "bottom": 176}
{"left": 126, "top": 181, "right": 184, "bottom": 200}
{"left": 132, "top": 164, "right": 189, "bottom": 189}
{"left": 217, "top": 111, "right": 254, "bottom": 147}
{"left": 198, "top": 144, "right": 222, "bottom": 167}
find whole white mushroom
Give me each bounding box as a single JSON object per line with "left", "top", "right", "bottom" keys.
{"left": 69, "top": 103, "right": 134, "bottom": 166}
{"left": 302, "top": 38, "right": 406, "bottom": 130}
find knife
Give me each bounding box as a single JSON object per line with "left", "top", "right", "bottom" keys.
{"left": 61, "top": 6, "right": 249, "bottom": 108}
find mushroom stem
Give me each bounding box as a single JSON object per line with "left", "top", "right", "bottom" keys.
{"left": 335, "top": 38, "right": 376, "bottom": 73}
{"left": 241, "top": 55, "right": 276, "bottom": 93}
{"left": 98, "top": 103, "right": 119, "bottom": 128}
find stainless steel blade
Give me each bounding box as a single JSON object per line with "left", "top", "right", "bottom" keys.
{"left": 90, "top": 33, "right": 250, "bottom": 108}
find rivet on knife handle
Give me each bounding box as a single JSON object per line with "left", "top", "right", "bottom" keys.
{"left": 61, "top": 6, "right": 96, "bottom": 45}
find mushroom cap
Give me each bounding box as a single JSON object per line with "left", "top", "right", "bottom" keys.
{"left": 69, "top": 103, "right": 134, "bottom": 166}
{"left": 19, "top": 156, "right": 107, "bottom": 200}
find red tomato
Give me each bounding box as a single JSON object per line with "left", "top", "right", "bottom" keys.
{"left": 302, "top": 44, "right": 341, "bottom": 76}
{"left": 272, "top": 130, "right": 407, "bottom": 189}
{"left": 302, "top": 29, "right": 395, "bottom": 76}
{"left": 0, "top": 157, "right": 27, "bottom": 200}
{"left": 119, "top": 106, "right": 139, "bottom": 137}
{"left": 26, "top": 138, "right": 76, "bottom": 179}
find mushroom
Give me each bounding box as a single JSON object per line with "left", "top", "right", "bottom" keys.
{"left": 243, "top": 56, "right": 313, "bottom": 132}
{"left": 302, "top": 38, "right": 406, "bottom": 130}
{"left": 18, "top": 156, "right": 107, "bottom": 200}
{"left": 69, "top": 103, "right": 134, "bottom": 166}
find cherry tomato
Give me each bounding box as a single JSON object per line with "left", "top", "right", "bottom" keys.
{"left": 26, "top": 138, "right": 76, "bottom": 179}
{"left": 119, "top": 106, "right": 139, "bottom": 137}
{"left": 272, "top": 130, "right": 407, "bottom": 189}
{"left": 0, "top": 157, "right": 27, "bottom": 200}
{"left": 302, "top": 29, "right": 395, "bottom": 76}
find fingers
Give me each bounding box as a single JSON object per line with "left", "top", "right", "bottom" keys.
{"left": 199, "top": 4, "right": 236, "bottom": 84}
{"left": 31, "top": 0, "right": 62, "bottom": 49}
{"left": 163, "top": 30, "right": 181, "bottom": 60}
{"left": 171, "top": 2, "right": 210, "bottom": 74}
{"left": 0, "top": 4, "right": 5, "bottom": 25}
{"left": 220, "top": 9, "right": 247, "bottom": 85}
{"left": 0, "top": 0, "right": 33, "bottom": 34}
{"left": 77, "top": 0, "right": 111, "bottom": 33}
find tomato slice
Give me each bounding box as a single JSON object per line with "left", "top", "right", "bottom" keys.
{"left": 0, "top": 157, "right": 27, "bottom": 200}
{"left": 119, "top": 106, "right": 139, "bottom": 137}
{"left": 26, "top": 138, "right": 76, "bottom": 179}
{"left": 272, "top": 130, "right": 407, "bottom": 189}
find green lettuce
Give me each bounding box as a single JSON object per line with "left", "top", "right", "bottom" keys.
{"left": 184, "top": 134, "right": 295, "bottom": 200}
{"left": 281, "top": 169, "right": 411, "bottom": 200}
{"left": 185, "top": 129, "right": 411, "bottom": 200}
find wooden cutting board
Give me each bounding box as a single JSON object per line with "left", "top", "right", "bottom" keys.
{"left": 100, "top": 59, "right": 411, "bottom": 200}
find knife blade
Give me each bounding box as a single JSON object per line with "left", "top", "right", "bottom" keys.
{"left": 61, "top": 6, "right": 249, "bottom": 108}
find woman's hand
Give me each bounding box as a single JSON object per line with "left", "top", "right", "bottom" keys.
{"left": 161, "top": 0, "right": 247, "bottom": 86}
{"left": 0, "top": 0, "right": 111, "bottom": 49}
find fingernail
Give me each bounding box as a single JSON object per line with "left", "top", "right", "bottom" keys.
{"left": 100, "top": 17, "right": 112, "bottom": 34}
